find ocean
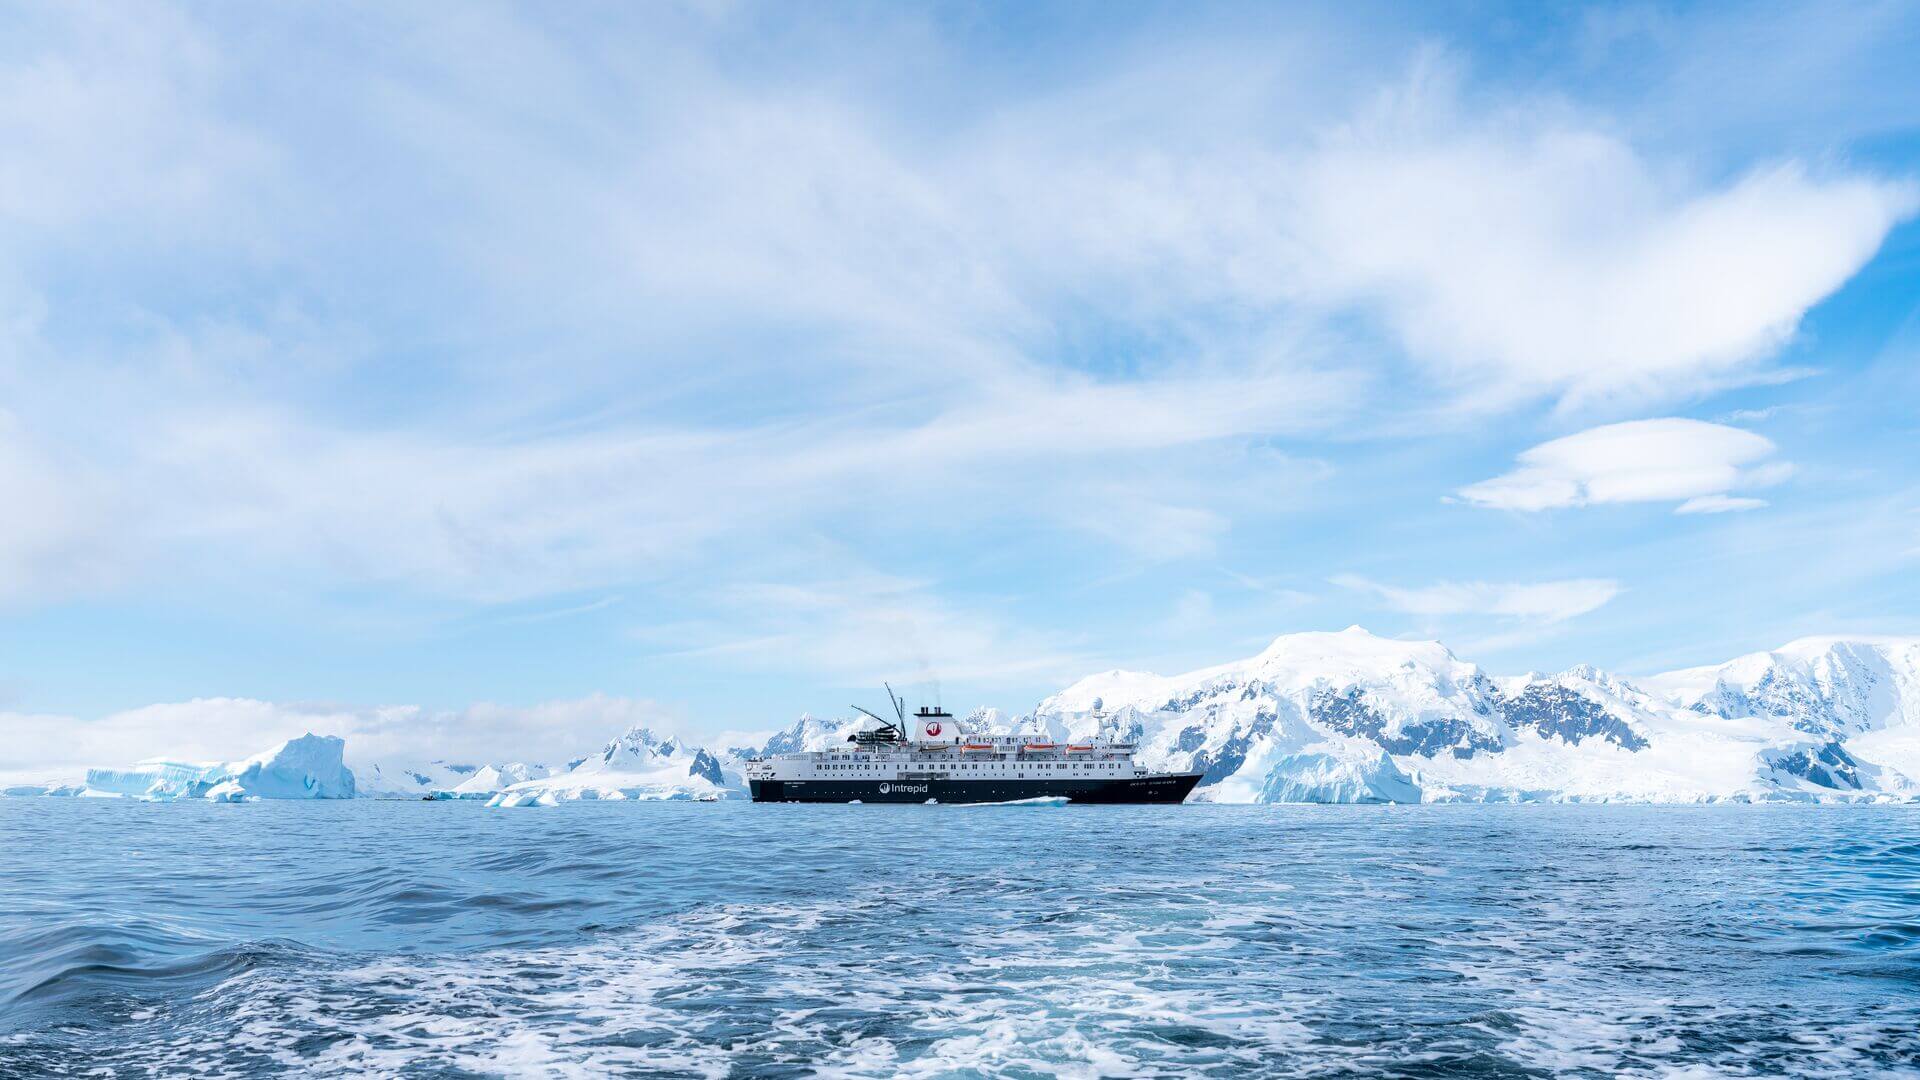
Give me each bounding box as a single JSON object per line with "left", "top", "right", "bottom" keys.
{"left": 2, "top": 799, "right": 1917, "bottom": 1077}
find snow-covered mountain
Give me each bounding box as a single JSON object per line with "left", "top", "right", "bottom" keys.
{"left": 1644, "top": 636, "right": 1920, "bottom": 738}
{"left": 487, "top": 726, "right": 730, "bottom": 806}
{"left": 1017, "top": 628, "right": 1920, "bottom": 803}
{"left": 355, "top": 759, "right": 564, "bottom": 800}
{"left": 1640, "top": 636, "right": 1920, "bottom": 798}
{"left": 752, "top": 712, "right": 862, "bottom": 756}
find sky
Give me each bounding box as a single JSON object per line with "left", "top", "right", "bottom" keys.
{"left": 2, "top": 1, "right": 1918, "bottom": 778}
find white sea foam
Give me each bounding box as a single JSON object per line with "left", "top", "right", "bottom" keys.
{"left": 9, "top": 807, "right": 1917, "bottom": 1079}
{"left": 64, "top": 878, "right": 1911, "bottom": 1079}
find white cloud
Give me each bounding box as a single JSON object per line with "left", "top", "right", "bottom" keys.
{"left": 0, "top": 693, "right": 683, "bottom": 786}
{"left": 650, "top": 575, "right": 1089, "bottom": 688}
{"left": 1291, "top": 55, "right": 1918, "bottom": 408}
{"left": 0, "top": 3, "right": 270, "bottom": 231}
{"left": 0, "top": 10, "right": 1904, "bottom": 611}
{"left": 1165, "top": 589, "right": 1216, "bottom": 635}
{"left": 1675, "top": 494, "right": 1768, "bottom": 515}
{"left": 0, "top": 2, "right": 1910, "bottom": 729}
{"left": 39, "top": 366, "right": 1344, "bottom": 603}
{"left": 0, "top": 411, "right": 121, "bottom": 602}
{"left": 1333, "top": 574, "right": 1621, "bottom": 622}
{"left": 1457, "top": 418, "right": 1791, "bottom": 513}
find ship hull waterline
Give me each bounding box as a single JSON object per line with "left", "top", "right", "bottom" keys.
{"left": 749, "top": 772, "right": 1203, "bottom": 804}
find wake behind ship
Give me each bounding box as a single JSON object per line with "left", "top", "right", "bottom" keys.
{"left": 745, "top": 690, "right": 1202, "bottom": 805}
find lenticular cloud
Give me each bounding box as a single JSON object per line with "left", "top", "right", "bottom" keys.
{"left": 1456, "top": 418, "right": 1790, "bottom": 513}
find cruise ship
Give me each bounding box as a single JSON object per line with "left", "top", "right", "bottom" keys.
{"left": 745, "top": 690, "right": 1203, "bottom": 804}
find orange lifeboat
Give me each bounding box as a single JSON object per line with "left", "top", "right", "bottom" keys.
{"left": 1065, "top": 744, "right": 1095, "bottom": 752}
{"left": 961, "top": 743, "right": 995, "bottom": 752}
{"left": 1021, "top": 742, "right": 1057, "bottom": 751}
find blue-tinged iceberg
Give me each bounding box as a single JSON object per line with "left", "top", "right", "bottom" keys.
{"left": 72, "top": 734, "right": 355, "bottom": 801}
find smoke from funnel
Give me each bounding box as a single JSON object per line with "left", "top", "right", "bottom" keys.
{"left": 916, "top": 654, "right": 941, "bottom": 711}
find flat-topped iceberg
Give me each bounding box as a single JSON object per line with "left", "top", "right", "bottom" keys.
{"left": 62, "top": 734, "right": 355, "bottom": 801}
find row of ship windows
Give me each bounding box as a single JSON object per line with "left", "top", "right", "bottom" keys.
{"left": 821, "top": 757, "right": 1116, "bottom": 762}
{"left": 814, "top": 763, "right": 1124, "bottom": 772}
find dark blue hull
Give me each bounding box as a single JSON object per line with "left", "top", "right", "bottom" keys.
{"left": 749, "top": 772, "right": 1202, "bottom": 804}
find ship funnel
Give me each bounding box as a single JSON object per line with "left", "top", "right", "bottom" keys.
{"left": 913, "top": 705, "right": 957, "bottom": 746}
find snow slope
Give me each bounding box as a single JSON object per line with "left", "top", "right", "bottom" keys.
{"left": 488, "top": 727, "right": 731, "bottom": 806}
{"left": 355, "top": 759, "right": 562, "bottom": 800}
{"left": 1023, "top": 628, "right": 1920, "bottom": 804}
{"left": 1643, "top": 636, "right": 1920, "bottom": 738}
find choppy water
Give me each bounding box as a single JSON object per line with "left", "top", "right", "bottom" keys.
{"left": 2, "top": 802, "right": 1918, "bottom": 1078}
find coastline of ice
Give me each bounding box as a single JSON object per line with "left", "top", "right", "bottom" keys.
{"left": 8, "top": 630, "right": 1920, "bottom": 807}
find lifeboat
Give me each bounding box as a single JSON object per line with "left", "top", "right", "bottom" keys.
{"left": 1064, "top": 744, "right": 1095, "bottom": 752}
{"left": 961, "top": 743, "right": 995, "bottom": 752}
{"left": 1021, "top": 743, "right": 1058, "bottom": 751}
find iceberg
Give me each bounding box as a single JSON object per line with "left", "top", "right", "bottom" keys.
{"left": 83, "top": 760, "right": 230, "bottom": 799}
{"left": 62, "top": 734, "right": 356, "bottom": 801}
{"left": 220, "top": 735, "right": 356, "bottom": 799}
{"left": 1254, "top": 750, "right": 1422, "bottom": 804}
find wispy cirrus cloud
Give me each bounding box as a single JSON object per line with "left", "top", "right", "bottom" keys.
{"left": 645, "top": 574, "right": 1091, "bottom": 690}
{"left": 1266, "top": 53, "right": 1916, "bottom": 411}
{"left": 2, "top": 4, "right": 1905, "bottom": 609}
{"left": 1333, "top": 574, "right": 1621, "bottom": 623}
{"left": 1, "top": 2, "right": 1916, "bottom": 769}
{"left": 1456, "top": 418, "right": 1791, "bottom": 514}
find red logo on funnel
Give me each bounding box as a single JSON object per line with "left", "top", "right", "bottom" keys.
{"left": 925, "top": 722, "right": 942, "bottom": 736}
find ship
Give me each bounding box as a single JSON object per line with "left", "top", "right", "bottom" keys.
{"left": 745, "top": 687, "right": 1203, "bottom": 804}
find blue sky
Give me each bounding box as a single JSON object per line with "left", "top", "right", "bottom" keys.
{"left": 2, "top": 1, "right": 1918, "bottom": 773}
